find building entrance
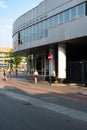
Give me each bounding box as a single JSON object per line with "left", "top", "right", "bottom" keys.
{"left": 66, "top": 41, "right": 87, "bottom": 85}
{"left": 67, "top": 61, "right": 87, "bottom": 85}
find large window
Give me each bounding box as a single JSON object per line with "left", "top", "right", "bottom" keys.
{"left": 78, "top": 3, "right": 84, "bottom": 17}
{"left": 0, "top": 60, "right": 3, "bottom": 62}
{"left": 24, "top": 28, "right": 28, "bottom": 43}
{"left": 59, "top": 13, "right": 63, "bottom": 24}
{"left": 18, "top": 32, "right": 20, "bottom": 45}
{"left": 48, "top": 17, "right": 54, "bottom": 27}
{"left": 64, "top": 10, "right": 70, "bottom": 22}
{"left": 71, "top": 7, "right": 76, "bottom": 20}
{"left": 54, "top": 15, "right": 58, "bottom": 26}
{"left": 44, "top": 19, "right": 48, "bottom": 29}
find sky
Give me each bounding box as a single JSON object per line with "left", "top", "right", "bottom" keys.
{"left": 0, "top": 0, "right": 43, "bottom": 48}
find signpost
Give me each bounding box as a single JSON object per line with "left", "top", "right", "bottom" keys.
{"left": 48, "top": 54, "right": 53, "bottom": 61}
{"left": 48, "top": 54, "right": 53, "bottom": 85}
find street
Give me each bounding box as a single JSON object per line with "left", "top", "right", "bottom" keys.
{"left": 0, "top": 92, "right": 87, "bottom": 130}
{"left": 0, "top": 76, "right": 87, "bottom": 130}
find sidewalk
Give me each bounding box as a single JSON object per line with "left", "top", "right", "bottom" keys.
{"left": 0, "top": 71, "right": 87, "bottom": 102}
{"left": 12, "top": 76, "right": 87, "bottom": 100}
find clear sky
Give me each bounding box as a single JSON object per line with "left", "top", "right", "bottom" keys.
{"left": 0, "top": 0, "right": 43, "bottom": 48}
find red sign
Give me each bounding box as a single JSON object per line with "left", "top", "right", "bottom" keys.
{"left": 48, "top": 54, "right": 53, "bottom": 60}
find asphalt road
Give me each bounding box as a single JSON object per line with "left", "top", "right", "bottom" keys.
{"left": 0, "top": 89, "right": 87, "bottom": 130}
{"left": 0, "top": 73, "right": 87, "bottom": 130}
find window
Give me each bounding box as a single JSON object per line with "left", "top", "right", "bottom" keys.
{"left": 34, "top": 24, "right": 37, "bottom": 34}
{"left": 64, "top": 10, "right": 70, "bottom": 22}
{"left": 20, "top": 30, "right": 24, "bottom": 44}
{"left": 71, "top": 7, "right": 76, "bottom": 20}
{"left": 25, "top": 28, "right": 28, "bottom": 37}
{"left": 59, "top": 13, "right": 63, "bottom": 24}
{"left": 78, "top": 3, "right": 84, "bottom": 17}
{"left": 18, "top": 32, "right": 20, "bottom": 45}
{"left": 25, "top": 29, "right": 28, "bottom": 43}
{"left": 54, "top": 15, "right": 58, "bottom": 26}
{"left": 43, "top": 20, "right": 48, "bottom": 29}
{"left": 32, "top": 26, "right": 35, "bottom": 34}
{"left": 30, "top": 35, "right": 32, "bottom": 42}
{"left": 85, "top": 2, "right": 87, "bottom": 15}
{"left": 0, "top": 60, "right": 3, "bottom": 62}
{"left": 38, "top": 22, "right": 43, "bottom": 32}
{"left": 48, "top": 17, "right": 54, "bottom": 27}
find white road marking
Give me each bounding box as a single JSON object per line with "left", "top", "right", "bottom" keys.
{"left": 0, "top": 89, "right": 87, "bottom": 122}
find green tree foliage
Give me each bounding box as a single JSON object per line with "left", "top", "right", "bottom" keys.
{"left": 4, "top": 49, "right": 22, "bottom": 69}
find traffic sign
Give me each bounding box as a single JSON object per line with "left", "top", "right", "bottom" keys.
{"left": 48, "top": 54, "right": 53, "bottom": 60}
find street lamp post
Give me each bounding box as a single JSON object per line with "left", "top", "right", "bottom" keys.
{"left": 48, "top": 54, "right": 53, "bottom": 85}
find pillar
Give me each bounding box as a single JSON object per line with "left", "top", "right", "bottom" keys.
{"left": 49, "top": 48, "right": 55, "bottom": 76}
{"left": 58, "top": 44, "right": 66, "bottom": 82}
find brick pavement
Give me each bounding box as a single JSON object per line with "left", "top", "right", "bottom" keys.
{"left": 0, "top": 76, "right": 87, "bottom": 103}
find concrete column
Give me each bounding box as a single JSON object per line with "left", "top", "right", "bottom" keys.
{"left": 58, "top": 44, "right": 66, "bottom": 81}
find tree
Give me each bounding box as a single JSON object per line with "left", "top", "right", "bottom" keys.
{"left": 4, "top": 49, "right": 22, "bottom": 70}
{"left": 14, "top": 55, "right": 22, "bottom": 69}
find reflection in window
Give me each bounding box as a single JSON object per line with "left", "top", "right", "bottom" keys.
{"left": 59, "top": 13, "right": 63, "bottom": 24}
{"left": 78, "top": 3, "right": 84, "bottom": 17}
{"left": 71, "top": 7, "right": 76, "bottom": 20}
{"left": 64, "top": 10, "right": 70, "bottom": 22}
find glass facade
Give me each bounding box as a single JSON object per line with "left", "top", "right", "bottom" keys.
{"left": 13, "top": 3, "right": 85, "bottom": 46}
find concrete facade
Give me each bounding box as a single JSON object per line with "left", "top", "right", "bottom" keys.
{"left": 12, "top": 0, "right": 87, "bottom": 83}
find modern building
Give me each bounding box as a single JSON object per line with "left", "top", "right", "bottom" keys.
{"left": 0, "top": 47, "right": 11, "bottom": 69}
{"left": 12, "top": 0, "right": 87, "bottom": 84}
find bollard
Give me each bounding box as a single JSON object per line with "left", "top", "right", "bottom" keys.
{"left": 34, "top": 76, "right": 37, "bottom": 84}
{"left": 33, "top": 70, "right": 38, "bottom": 84}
